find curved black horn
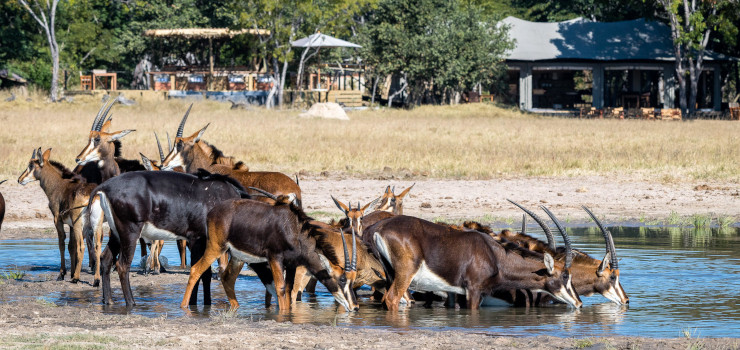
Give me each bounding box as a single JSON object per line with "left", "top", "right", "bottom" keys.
{"left": 340, "top": 228, "right": 351, "bottom": 272}
{"left": 507, "top": 199, "right": 556, "bottom": 250}
{"left": 95, "top": 96, "right": 118, "bottom": 131}
{"left": 583, "top": 206, "right": 618, "bottom": 270}
{"left": 0, "top": 180, "right": 6, "bottom": 186}
{"left": 248, "top": 187, "right": 278, "bottom": 201}
{"left": 154, "top": 132, "right": 165, "bottom": 163}
{"left": 350, "top": 225, "right": 357, "bottom": 271}
{"left": 91, "top": 100, "right": 109, "bottom": 131}
{"left": 540, "top": 206, "right": 572, "bottom": 269}
{"left": 176, "top": 104, "right": 194, "bottom": 138}
{"left": 521, "top": 214, "right": 527, "bottom": 235}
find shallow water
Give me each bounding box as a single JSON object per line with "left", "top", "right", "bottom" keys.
{"left": 1, "top": 226, "right": 739, "bottom": 338}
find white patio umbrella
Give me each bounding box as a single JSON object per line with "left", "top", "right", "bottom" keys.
{"left": 291, "top": 33, "right": 361, "bottom": 90}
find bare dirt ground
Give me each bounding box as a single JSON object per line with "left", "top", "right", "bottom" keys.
{"left": 2, "top": 174, "right": 738, "bottom": 239}
{"left": 1, "top": 175, "right": 738, "bottom": 349}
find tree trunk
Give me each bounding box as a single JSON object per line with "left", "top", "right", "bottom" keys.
{"left": 20, "top": 0, "right": 61, "bottom": 102}
{"left": 371, "top": 75, "right": 378, "bottom": 107}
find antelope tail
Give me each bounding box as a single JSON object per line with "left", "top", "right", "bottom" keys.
{"left": 97, "top": 192, "right": 120, "bottom": 241}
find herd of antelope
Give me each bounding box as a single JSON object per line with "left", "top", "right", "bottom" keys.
{"left": 8, "top": 96, "right": 628, "bottom": 315}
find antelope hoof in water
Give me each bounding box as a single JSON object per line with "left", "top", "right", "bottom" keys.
{"left": 71, "top": 278, "right": 79, "bottom": 284}
{"left": 93, "top": 279, "right": 100, "bottom": 288}
{"left": 56, "top": 274, "right": 64, "bottom": 281}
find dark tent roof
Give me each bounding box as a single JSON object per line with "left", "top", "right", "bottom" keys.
{"left": 503, "top": 16, "right": 735, "bottom": 62}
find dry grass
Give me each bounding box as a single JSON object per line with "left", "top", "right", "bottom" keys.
{"left": 0, "top": 93, "right": 738, "bottom": 181}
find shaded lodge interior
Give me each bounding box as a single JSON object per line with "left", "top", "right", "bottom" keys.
{"left": 502, "top": 17, "right": 734, "bottom": 112}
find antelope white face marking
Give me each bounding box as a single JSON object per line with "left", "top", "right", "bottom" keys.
{"left": 552, "top": 275, "right": 582, "bottom": 308}
{"left": 18, "top": 170, "right": 36, "bottom": 185}
{"left": 226, "top": 243, "right": 268, "bottom": 264}
{"left": 162, "top": 153, "right": 184, "bottom": 171}
{"left": 77, "top": 139, "right": 99, "bottom": 165}
{"left": 603, "top": 275, "right": 628, "bottom": 305}
{"left": 140, "top": 222, "right": 181, "bottom": 241}
{"left": 409, "top": 261, "right": 465, "bottom": 295}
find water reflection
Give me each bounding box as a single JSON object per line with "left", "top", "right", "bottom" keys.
{"left": 1, "top": 226, "right": 739, "bottom": 337}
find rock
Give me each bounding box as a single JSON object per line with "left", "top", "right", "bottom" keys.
{"left": 299, "top": 102, "right": 349, "bottom": 120}
{"left": 420, "top": 202, "right": 432, "bottom": 208}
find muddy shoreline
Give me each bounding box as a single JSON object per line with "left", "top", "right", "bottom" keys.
{"left": 1, "top": 273, "right": 737, "bottom": 349}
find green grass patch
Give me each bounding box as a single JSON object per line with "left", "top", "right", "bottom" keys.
{"left": 691, "top": 214, "right": 711, "bottom": 228}
{"left": 574, "top": 338, "right": 594, "bottom": 348}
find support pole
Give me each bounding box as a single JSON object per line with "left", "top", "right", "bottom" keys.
{"left": 713, "top": 67, "right": 721, "bottom": 111}
{"left": 209, "top": 37, "right": 214, "bottom": 91}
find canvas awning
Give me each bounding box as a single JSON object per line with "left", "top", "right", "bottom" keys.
{"left": 143, "top": 28, "right": 269, "bottom": 39}
{"left": 291, "top": 33, "right": 361, "bottom": 48}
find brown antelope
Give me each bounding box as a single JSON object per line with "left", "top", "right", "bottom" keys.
{"left": 291, "top": 197, "right": 383, "bottom": 302}
{"left": 367, "top": 215, "right": 582, "bottom": 311}
{"left": 181, "top": 188, "right": 358, "bottom": 312}
{"left": 375, "top": 184, "right": 414, "bottom": 214}
{"left": 486, "top": 201, "right": 628, "bottom": 305}
{"left": 160, "top": 107, "right": 301, "bottom": 205}
{"left": 18, "top": 148, "right": 101, "bottom": 284}
{"left": 0, "top": 180, "right": 6, "bottom": 232}
{"left": 75, "top": 97, "right": 137, "bottom": 180}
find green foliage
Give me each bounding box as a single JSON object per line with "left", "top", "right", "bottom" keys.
{"left": 361, "top": 0, "right": 512, "bottom": 106}
{"left": 5, "top": 59, "right": 53, "bottom": 90}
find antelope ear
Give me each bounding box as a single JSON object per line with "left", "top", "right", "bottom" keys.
{"left": 193, "top": 123, "right": 210, "bottom": 143}
{"left": 110, "top": 129, "right": 135, "bottom": 141}
{"left": 100, "top": 118, "right": 113, "bottom": 133}
{"left": 362, "top": 196, "right": 382, "bottom": 213}
{"left": 331, "top": 195, "right": 349, "bottom": 214}
{"left": 544, "top": 253, "right": 555, "bottom": 275}
{"left": 597, "top": 251, "right": 611, "bottom": 276}
{"left": 398, "top": 183, "right": 415, "bottom": 198}
{"left": 140, "top": 153, "right": 154, "bottom": 171}
{"left": 42, "top": 148, "right": 52, "bottom": 161}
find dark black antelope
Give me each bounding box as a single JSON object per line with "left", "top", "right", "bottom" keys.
{"left": 375, "top": 184, "right": 415, "bottom": 214}
{"left": 160, "top": 107, "right": 302, "bottom": 205}
{"left": 138, "top": 134, "right": 189, "bottom": 273}
{"left": 85, "top": 170, "right": 248, "bottom": 307}
{"left": 0, "top": 179, "right": 6, "bottom": 232}
{"left": 368, "top": 215, "right": 582, "bottom": 311}
{"left": 182, "top": 188, "right": 358, "bottom": 312}
{"left": 498, "top": 201, "right": 628, "bottom": 305}
{"left": 18, "top": 148, "right": 99, "bottom": 283}
{"left": 75, "top": 99, "right": 148, "bottom": 267}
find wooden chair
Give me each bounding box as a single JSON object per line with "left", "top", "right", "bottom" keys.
{"left": 730, "top": 107, "right": 740, "bottom": 121}
{"left": 80, "top": 75, "right": 92, "bottom": 90}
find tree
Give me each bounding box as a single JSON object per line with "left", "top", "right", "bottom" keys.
{"left": 232, "top": 0, "right": 373, "bottom": 108}
{"left": 655, "top": 0, "right": 738, "bottom": 115}
{"left": 19, "top": 0, "right": 61, "bottom": 101}
{"left": 361, "top": 0, "right": 512, "bottom": 107}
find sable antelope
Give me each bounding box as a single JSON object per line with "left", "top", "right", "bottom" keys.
{"left": 75, "top": 97, "right": 139, "bottom": 180}
{"left": 84, "top": 170, "right": 248, "bottom": 306}
{"left": 182, "top": 188, "right": 358, "bottom": 312}
{"left": 138, "top": 134, "right": 189, "bottom": 273}
{"left": 160, "top": 107, "right": 301, "bottom": 206}
{"left": 292, "top": 197, "right": 384, "bottom": 302}
{"left": 0, "top": 180, "right": 6, "bottom": 232}
{"left": 75, "top": 99, "right": 149, "bottom": 269}
{"left": 368, "top": 215, "right": 582, "bottom": 311}
{"left": 18, "top": 148, "right": 99, "bottom": 283}
{"left": 495, "top": 201, "right": 628, "bottom": 305}
{"left": 375, "top": 184, "right": 415, "bottom": 214}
